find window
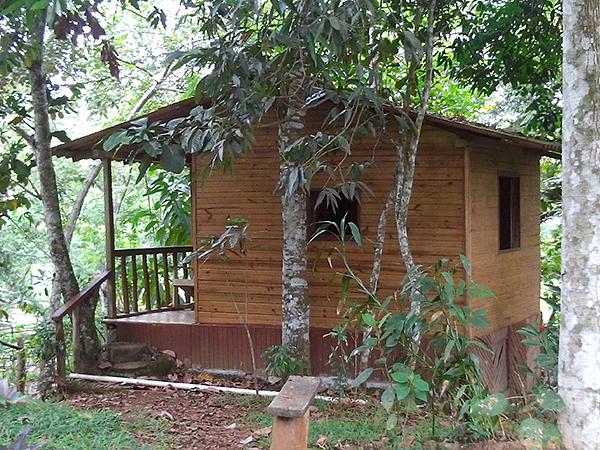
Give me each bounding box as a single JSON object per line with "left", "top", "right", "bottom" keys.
{"left": 308, "top": 189, "right": 360, "bottom": 239}
{"left": 498, "top": 176, "right": 520, "bottom": 250}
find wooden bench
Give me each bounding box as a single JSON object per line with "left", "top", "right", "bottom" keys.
{"left": 173, "top": 278, "right": 194, "bottom": 298}
{"left": 267, "top": 376, "right": 321, "bottom": 450}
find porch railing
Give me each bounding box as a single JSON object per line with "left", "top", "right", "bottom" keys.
{"left": 112, "top": 245, "right": 194, "bottom": 317}
{"left": 51, "top": 269, "right": 112, "bottom": 384}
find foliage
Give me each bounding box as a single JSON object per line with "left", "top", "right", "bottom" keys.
{"left": 130, "top": 167, "right": 191, "bottom": 246}
{"left": 518, "top": 321, "right": 559, "bottom": 386}
{"left": 448, "top": 0, "right": 562, "bottom": 139}
{"left": 471, "top": 387, "right": 564, "bottom": 449}
{"left": 0, "top": 400, "right": 170, "bottom": 449}
{"left": 318, "top": 220, "right": 496, "bottom": 438}
{"left": 262, "top": 344, "right": 307, "bottom": 380}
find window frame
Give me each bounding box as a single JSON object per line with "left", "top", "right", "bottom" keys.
{"left": 307, "top": 189, "right": 361, "bottom": 241}
{"left": 498, "top": 174, "right": 521, "bottom": 252}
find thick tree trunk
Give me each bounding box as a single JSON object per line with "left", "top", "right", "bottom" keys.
{"left": 558, "top": 0, "right": 600, "bottom": 447}
{"left": 28, "top": 10, "right": 100, "bottom": 376}
{"left": 278, "top": 64, "right": 310, "bottom": 367}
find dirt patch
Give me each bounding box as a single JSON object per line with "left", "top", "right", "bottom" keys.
{"left": 67, "top": 384, "right": 258, "bottom": 449}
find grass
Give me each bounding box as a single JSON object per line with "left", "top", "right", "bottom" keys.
{"left": 0, "top": 400, "right": 171, "bottom": 449}
{"left": 219, "top": 394, "right": 388, "bottom": 448}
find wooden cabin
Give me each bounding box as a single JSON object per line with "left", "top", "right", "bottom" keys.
{"left": 53, "top": 99, "right": 560, "bottom": 392}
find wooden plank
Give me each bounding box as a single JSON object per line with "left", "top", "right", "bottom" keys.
{"left": 131, "top": 255, "right": 139, "bottom": 313}
{"left": 163, "top": 252, "right": 171, "bottom": 307}
{"left": 267, "top": 376, "right": 321, "bottom": 418}
{"left": 173, "top": 252, "right": 180, "bottom": 307}
{"left": 103, "top": 160, "right": 117, "bottom": 319}
{"left": 115, "top": 245, "right": 192, "bottom": 257}
{"left": 55, "top": 320, "right": 66, "bottom": 385}
{"left": 142, "top": 254, "right": 151, "bottom": 312}
{"left": 120, "top": 256, "right": 130, "bottom": 314}
{"left": 153, "top": 253, "right": 161, "bottom": 309}
{"left": 51, "top": 270, "right": 112, "bottom": 321}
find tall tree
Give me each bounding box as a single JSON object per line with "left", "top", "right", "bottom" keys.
{"left": 0, "top": 0, "right": 125, "bottom": 390}
{"left": 111, "top": 0, "right": 391, "bottom": 367}
{"left": 109, "top": 0, "right": 477, "bottom": 368}
{"left": 558, "top": 0, "right": 600, "bottom": 446}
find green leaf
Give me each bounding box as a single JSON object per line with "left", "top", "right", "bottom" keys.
{"left": 535, "top": 388, "right": 564, "bottom": 412}
{"left": 443, "top": 339, "right": 455, "bottom": 362}
{"left": 390, "top": 370, "right": 410, "bottom": 384}
{"left": 415, "top": 388, "right": 428, "bottom": 402}
{"left": 103, "top": 130, "right": 128, "bottom": 152}
{"left": 395, "top": 384, "right": 410, "bottom": 401}
{"left": 349, "top": 368, "right": 373, "bottom": 388}
{"left": 471, "top": 393, "right": 508, "bottom": 417}
{"left": 160, "top": 145, "right": 186, "bottom": 173}
{"left": 381, "top": 387, "right": 395, "bottom": 412}
{"left": 385, "top": 413, "right": 397, "bottom": 431}
{"left": 361, "top": 313, "right": 376, "bottom": 328}
{"left": 51, "top": 130, "right": 71, "bottom": 143}
{"left": 459, "top": 254, "right": 472, "bottom": 276}
{"left": 412, "top": 375, "right": 429, "bottom": 392}
{"left": 518, "top": 418, "right": 546, "bottom": 449}
{"left": 348, "top": 222, "right": 362, "bottom": 247}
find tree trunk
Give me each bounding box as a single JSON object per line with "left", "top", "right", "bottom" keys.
{"left": 278, "top": 64, "right": 310, "bottom": 368}
{"left": 28, "top": 10, "right": 100, "bottom": 376}
{"left": 394, "top": 0, "right": 436, "bottom": 317}
{"left": 558, "top": 0, "right": 600, "bottom": 447}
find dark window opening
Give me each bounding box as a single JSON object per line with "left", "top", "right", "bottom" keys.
{"left": 499, "top": 176, "right": 520, "bottom": 250}
{"left": 308, "top": 189, "right": 360, "bottom": 239}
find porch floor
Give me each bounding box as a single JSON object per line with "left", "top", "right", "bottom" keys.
{"left": 107, "top": 310, "right": 195, "bottom": 325}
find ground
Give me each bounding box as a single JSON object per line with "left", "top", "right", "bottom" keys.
{"left": 2, "top": 381, "right": 528, "bottom": 449}
{"left": 65, "top": 383, "right": 389, "bottom": 449}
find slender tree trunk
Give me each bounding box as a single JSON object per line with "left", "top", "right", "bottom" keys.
{"left": 394, "top": 0, "right": 436, "bottom": 317}
{"left": 278, "top": 63, "right": 310, "bottom": 368}
{"left": 28, "top": 9, "right": 100, "bottom": 377}
{"left": 48, "top": 163, "right": 103, "bottom": 307}
{"left": 45, "top": 63, "right": 170, "bottom": 364}
{"left": 558, "top": 0, "right": 600, "bottom": 447}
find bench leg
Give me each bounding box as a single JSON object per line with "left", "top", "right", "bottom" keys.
{"left": 270, "top": 410, "right": 310, "bottom": 450}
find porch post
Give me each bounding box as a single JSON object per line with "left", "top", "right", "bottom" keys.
{"left": 103, "top": 158, "right": 117, "bottom": 325}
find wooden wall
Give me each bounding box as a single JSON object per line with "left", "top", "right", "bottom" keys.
{"left": 465, "top": 139, "right": 541, "bottom": 335}
{"left": 193, "top": 106, "right": 466, "bottom": 329}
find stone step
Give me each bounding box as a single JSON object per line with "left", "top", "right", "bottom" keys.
{"left": 106, "top": 341, "right": 152, "bottom": 364}
{"left": 106, "top": 357, "right": 175, "bottom": 378}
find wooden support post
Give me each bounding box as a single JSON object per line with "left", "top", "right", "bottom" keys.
{"left": 104, "top": 160, "right": 116, "bottom": 313}
{"left": 71, "top": 307, "right": 81, "bottom": 372}
{"left": 267, "top": 376, "right": 320, "bottom": 450}
{"left": 104, "top": 159, "right": 117, "bottom": 342}
{"left": 16, "top": 336, "right": 26, "bottom": 393}
{"left": 55, "top": 320, "right": 66, "bottom": 387}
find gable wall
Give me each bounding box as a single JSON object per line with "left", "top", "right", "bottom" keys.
{"left": 192, "top": 106, "right": 466, "bottom": 329}
{"left": 465, "top": 139, "right": 541, "bottom": 336}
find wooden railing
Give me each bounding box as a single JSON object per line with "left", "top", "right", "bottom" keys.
{"left": 51, "top": 269, "right": 112, "bottom": 384}
{"left": 112, "top": 245, "right": 193, "bottom": 317}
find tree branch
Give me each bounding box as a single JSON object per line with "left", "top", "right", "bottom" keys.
{"left": 11, "top": 125, "right": 35, "bottom": 148}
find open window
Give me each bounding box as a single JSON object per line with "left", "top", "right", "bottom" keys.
{"left": 308, "top": 189, "right": 360, "bottom": 239}
{"left": 498, "top": 176, "right": 520, "bottom": 250}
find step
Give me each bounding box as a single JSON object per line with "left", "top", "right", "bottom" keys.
{"left": 106, "top": 358, "right": 175, "bottom": 378}
{"left": 106, "top": 342, "right": 152, "bottom": 364}
{"left": 112, "top": 360, "right": 151, "bottom": 371}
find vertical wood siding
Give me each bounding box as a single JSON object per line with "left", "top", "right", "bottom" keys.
{"left": 193, "top": 105, "right": 466, "bottom": 329}
{"left": 465, "top": 139, "right": 541, "bottom": 335}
